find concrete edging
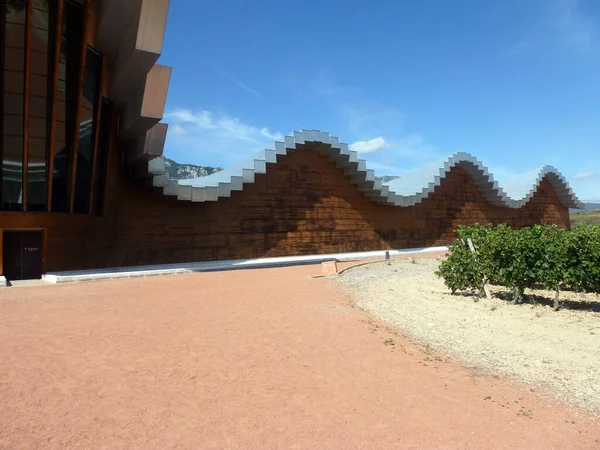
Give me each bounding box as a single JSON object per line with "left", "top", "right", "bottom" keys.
{"left": 42, "top": 246, "right": 449, "bottom": 285}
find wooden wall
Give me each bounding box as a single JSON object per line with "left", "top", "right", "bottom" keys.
{"left": 0, "top": 146, "right": 570, "bottom": 273}
{"left": 0, "top": 134, "right": 122, "bottom": 272}
{"left": 112, "top": 149, "right": 570, "bottom": 268}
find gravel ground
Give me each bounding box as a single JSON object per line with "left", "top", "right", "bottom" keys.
{"left": 2, "top": 263, "right": 600, "bottom": 448}
{"left": 0, "top": 263, "right": 600, "bottom": 450}
{"left": 339, "top": 258, "right": 600, "bottom": 414}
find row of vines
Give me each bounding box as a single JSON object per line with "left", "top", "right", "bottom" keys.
{"left": 435, "top": 223, "right": 600, "bottom": 310}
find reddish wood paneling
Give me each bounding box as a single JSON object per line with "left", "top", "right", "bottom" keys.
{"left": 0, "top": 146, "right": 570, "bottom": 274}
{"left": 0, "top": 211, "right": 115, "bottom": 271}
{"left": 113, "top": 149, "right": 570, "bottom": 268}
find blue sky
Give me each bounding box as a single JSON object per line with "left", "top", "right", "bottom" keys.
{"left": 159, "top": 0, "right": 600, "bottom": 200}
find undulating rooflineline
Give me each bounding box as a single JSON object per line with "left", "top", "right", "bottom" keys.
{"left": 153, "top": 130, "right": 582, "bottom": 210}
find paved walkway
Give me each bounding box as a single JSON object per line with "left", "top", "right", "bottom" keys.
{"left": 1, "top": 264, "right": 598, "bottom": 448}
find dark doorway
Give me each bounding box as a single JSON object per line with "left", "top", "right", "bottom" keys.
{"left": 2, "top": 231, "right": 44, "bottom": 281}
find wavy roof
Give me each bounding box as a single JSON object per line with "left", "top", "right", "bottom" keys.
{"left": 163, "top": 129, "right": 583, "bottom": 209}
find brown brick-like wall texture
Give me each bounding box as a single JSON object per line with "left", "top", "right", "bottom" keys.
{"left": 0, "top": 147, "right": 570, "bottom": 273}
{"left": 113, "top": 149, "right": 570, "bottom": 267}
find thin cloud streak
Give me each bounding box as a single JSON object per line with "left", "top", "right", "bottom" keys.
{"left": 573, "top": 171, "right": 597, "bottom": 180}
{"left": 218, "top": 69, "right": 264, "bottom": 101}
{"left": 165, "top": 108, "right": 281, "bottom": 142}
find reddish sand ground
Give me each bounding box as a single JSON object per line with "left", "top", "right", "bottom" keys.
{"left": 1, "top": 260, "right": 599, "bottom": 449}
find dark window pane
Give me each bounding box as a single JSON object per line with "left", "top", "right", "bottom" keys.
{"left": 51, "top": 0, "right": 82, "bottom": 212}
{"left": 93, "top": 99, "right": 112, "bottom": 216}
{"left": 73, "top": 47, "right": 101, "bottom": 214}
{"left": 27, "top": 0, "right": 53, "bottom": 211}
{"left": 1, "top": 0, "right": 26, "bottom": 211}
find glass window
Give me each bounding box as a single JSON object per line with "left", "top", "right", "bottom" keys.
{"left": 51, "top": 0, "right": 82, "bottom": 212}
{"left": 73, "top": 46, "right": 101, "bottom": 214}
{"left": 92, "top": 99, "right": 112, "bottom": 216}
{"left": 1, "top": 0, "right": 26, "bottom": 211}
{"left": 27, "top": 0, "right": 53, "bottom": 211}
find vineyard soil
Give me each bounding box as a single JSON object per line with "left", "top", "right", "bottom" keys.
{"left": 339, "top": 258, "right": 600, "bottom": 414}
{"left": 571, "top": 210, "right": 600, "bottom": 226}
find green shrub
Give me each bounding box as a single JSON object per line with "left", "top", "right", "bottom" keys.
{"left": 436, "top": 223, "right": 600, "bottom": 309}
{"left": 436, "top": 235, "right": 482, "bottom": 295}
{"left": 567, "top": 225, "right": 600, "bottom": 295}
{"left": 538, "top": 225, "right": 571, "bottom": 308}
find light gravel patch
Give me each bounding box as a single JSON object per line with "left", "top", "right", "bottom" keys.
{"left": 339, "top": 258, "right": 600, "bottom": 414}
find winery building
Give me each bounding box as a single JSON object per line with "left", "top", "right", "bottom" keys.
{"left": 0, "top": 0, "right": 582, "bottom": 281}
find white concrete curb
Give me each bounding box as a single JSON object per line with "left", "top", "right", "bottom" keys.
{"left": 42, "top": 246, "right": 448, "bottom": 284}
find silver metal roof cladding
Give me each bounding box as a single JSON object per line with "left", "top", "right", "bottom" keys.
{"left": 159, "top": 129, "right": 583, "bottom": 209}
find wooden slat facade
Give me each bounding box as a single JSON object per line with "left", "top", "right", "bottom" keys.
{"left": 0, "top": 146, "right": 572, "bottom": 275}
{"left": 111, "top": 150, "right": 571, "bottom": 268}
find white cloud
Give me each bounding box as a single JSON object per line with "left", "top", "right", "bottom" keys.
{"left": 163, "top": 108, "right": 283, "bottom": 166}
{"left": 165, "top": 108, "right": 282, "bottom": 143}
{"left": 350, "top": 134, "right": 442, "bottom": 177}
{"left": 167, "top": 109, "right": 213, "bottom": 129}
{"left": 573, "top": 171, "right": 597, "bottom": 180}
{"left": 171, "top": 124, "right": 187, "bottom": 136}
{"left": 349, "top": 137, "right": 391, "bottom": 154}
{"left": 306, "top": 72, "right": 441, "bottom": 167}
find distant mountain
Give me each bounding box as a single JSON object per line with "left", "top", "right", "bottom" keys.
{"left": 580, "top": 202, "right": 600, "bottom": 212}
{"left": 164, "top": 157, "right": 222, "bottom": 180}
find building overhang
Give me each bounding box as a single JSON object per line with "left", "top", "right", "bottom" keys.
{"left": 94, "top": 0, "right": 171, "bottom": 172}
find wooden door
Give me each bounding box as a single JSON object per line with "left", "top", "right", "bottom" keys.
{"left": 21, "top": 231, "right": 43, "bottom": 280}
{"left": 1, "top": 231, "right": 43, "bottom": 281}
